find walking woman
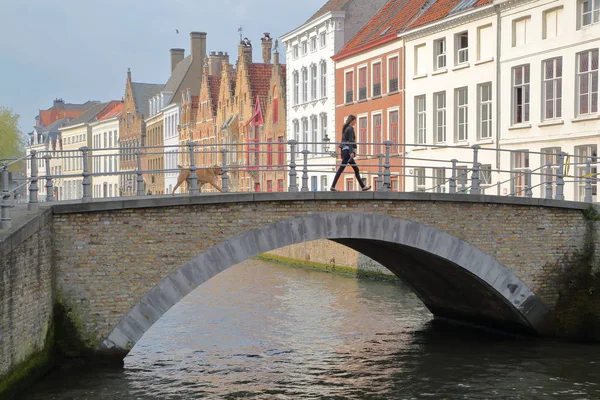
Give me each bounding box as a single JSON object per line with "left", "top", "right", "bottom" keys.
{"left": 330, "top": 114, "right": 371, "bottom": 191}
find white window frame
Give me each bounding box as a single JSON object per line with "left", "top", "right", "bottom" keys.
{"left": 575, "top": 144, "right": 598, "bottom": 201}
{"left": 434, "top": 38, "right": 446, "bottom": 70}
{"left": 387, "top": 56, "right": 399, "bottom": 93}
{"left": 293, "top": 45, "right": 299, "bottom": 59}
{"left": 455, "top": 87, "right": 468, "bottom": 142}
{"left": 293, "top": 71, "right": 299, "bottom": 105}
{"left": 512, "top": 64, "right": 530, "bottom": 125}
{"left": 434, "top": 168, "right": 446, "bottom": 193}
{"left": 310, "top": 36, "right": 317, "bottom": 52}
{"left": 320, "top": 61, "right": 327, "bottom": 98}
{"left": 320, "top": 113, "right": 327, "bottom": 143}
{"left": 455, "top": 32, "right": 469, "bottom": 65}
{"left": 414, "top": 168, "right": 426, "bottom": 192}
{"left": 344, "top": 69, "right": 354, "bottom": 104}
{"left": 576, "top": 49, "right": 599, "bottom": 116}
{"left": 434, "top": 91, "right": 446, "bottom": 144}
{"left": 415, "top": 95, "right": 427, "bottom": 145}
{"left": 542, "top": 57, "right": 562, "bottom": 121}
{"left": 358, "top": 65, "right": 368, "bottom": 101}
{"left": 580, "top": 0, "right": 600, "bottom": 27}
{"left": 512, "top": 16, "right": 530, "bottom": 47}
{"left": 511, "top": 150, "right": 530, "bottom": 197}
{"left": 310, "top": 115, "right": 318, "bottom": 154}
{"left": 302, "top": 67, "right": 308, "bottom": 103}
{"left": 357, "top": 114, "right": 368, "bottom": 153}
{"left": 478, "top": 82, "right": 492, "bottom": 140}
{"left": 310, "top": 64, "right": 318, "bottom": 100}
{"left": 372, "top": 112, "right": 383, "bottom": 156}
{"left": 301, "top": 41, "right": 308, "bottom": 55}
{"left": 543, "top": 7, "right": 563, "bottom": 39}
{"left": 301, "top": 117, "right": 309, "bottom": 152}
{"left": 372, "top": 60, "right": 382, "bottom": 97}
{"left": 320, "top": 32, "right": 326, "bottom": 48}
{"left": 293, "top": 119, "right": 300, "bottom": 143}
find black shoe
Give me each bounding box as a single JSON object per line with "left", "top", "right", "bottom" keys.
{"left": 330, "top": 187, "right": 337, "bottom": 191}
{"left": 362, "top": 185, "right": 371, "bottom": 191}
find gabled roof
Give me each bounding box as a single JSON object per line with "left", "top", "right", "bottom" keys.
{"left": 163, "top": 55, "right": 192, "bottom": 97}
{"left": 39, "top": 117, "right": 71, "bottom": 134}
{"left": 131, "top": 82, "right": 164, "bottom": 118}
{"left": 248, "top": 63, "right": 272, "bottom": 109}
{"left": 306, "top": 0, "right": 352, "bottom": 23}
{"left": 98, "top": 102, "right": 124, "bottom": 121}
{"left": 62, "top": 102, "right": 110, "bottom": 128}
{"left": 334, "top": 0, "right": 428, "bottom": 60}
{"left": 407, "top": 0, "right": 492, "bottom": 30}
{"left": 38, "top": 101, "right": 97, "bottom": 127}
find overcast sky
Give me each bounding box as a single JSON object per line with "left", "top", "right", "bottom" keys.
{"left": 0, "top": 0, "right": 323, "bottom": 132}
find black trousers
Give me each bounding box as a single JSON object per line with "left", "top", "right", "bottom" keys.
{"left": 331, "top": 149, "right": 365, "bottom": 189}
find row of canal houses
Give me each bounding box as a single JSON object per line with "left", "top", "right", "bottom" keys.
{"left": 27, "top": 0, "right": 600, "bottom": 201}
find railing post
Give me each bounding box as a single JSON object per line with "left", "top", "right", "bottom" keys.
{"left": 584, "top": 159, "right": 593, "bottom": 203}
{"left": 377, "top": 154, "right": 384, "bottom": 191}
{"left": 288, "top": 140, "right": 298, "bottom": 192}
{"left": 136, "top": 149, "right": 145, "bottom": 196}
{"left": 1, "top": 162, "right": 11, "bottom": 229}
{"left": 44, "top": 154, "right": 54, "bottom": 202}
{"left": 525, "top": 169, "right": 533, "bottom": 197}
{"left": 80, "top": 147, "right": 92, "bottom": 203}
{"left": 187, "top": 142, "right": 199, "bottom": 196}
{"left": 301, "top": 149, "right": 310, "bottom": 192}
{"left": 555, "top": 152, "right": 566, "bottom": 201}
{"left": 220, "top": 148, "right": 229, "bottom": 193}
{"left": 545, "top": 163, "right": 553, "bottom": 199}
{"left": 382, "top": 140, "right": 391, "bottom": 192}
{"left": 449, "top": 159, "right": 457, "bottom": 194}
{"left": 29, "top": 150, "right": 39, "bottom": 210}
{"left": 471, "top": 145, "right": 480, "bottom": 195}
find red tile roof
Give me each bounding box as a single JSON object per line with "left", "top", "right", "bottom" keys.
{"left": 97, "top": 101, "right": 124, "bottom": 121}
{"left": 207, "top": 75, "right": 221, "bottom": 115}
{"left": 334, "top": 0, "right": 428, "bottom": 60}
{"left": 407, "top": 0, "right": 493, "bottom": 30}
{"left": 248, "top": 63, "right": 273, "bottom": 110}
{"left": 306, "top": 0, "right": 352, "bottom": 22}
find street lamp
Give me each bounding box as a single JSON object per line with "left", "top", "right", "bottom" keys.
{"left": 322, "top": 134, "right": 336, "bottom": 157}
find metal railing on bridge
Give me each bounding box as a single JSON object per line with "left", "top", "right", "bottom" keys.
{"left": 1, "top": 140, "right": 597, "bottom": 229}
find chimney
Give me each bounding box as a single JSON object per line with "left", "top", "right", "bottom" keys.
{"left": 261, "top": 33, "right": 273, "bottom": 64}
{"left": 273, "top": 46, "right": 280, "bottom": 65}
{"left": 170, "top": 48, "right": 185, "bottom": 72}
{"left": 127, "top": 67, "right": 131, "bottom": 83}
{"left": 190, "top": 32, "right": 207, "bottom": 65}
{"left": 53, "top": 98, "right": 65, "bottom": 108}
{"left": 238, "top": 37, "right": 252, "bottom": 63}
{"left": 208, "top": 51, "right": 220, "bottom": 76}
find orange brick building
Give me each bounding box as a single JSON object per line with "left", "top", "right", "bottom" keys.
{"left": 332, "top": 0, "right": 427, "bottom": 192}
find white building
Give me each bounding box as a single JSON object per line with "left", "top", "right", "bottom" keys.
{"left": 90, "top": 104, "right": 122, "bottom": 198}
{"left": 403, "top": 0, "right": 498, "bottom": 194}
{"left": 163, "top": 102, "right": 180, "bottom": 194}
{"left": 497, "top": 0, "right": 600, "bottom": 201}
{"left": 281, "top": 0, "right": 388, "bottom": 191}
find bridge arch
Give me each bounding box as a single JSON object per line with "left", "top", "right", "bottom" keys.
{"left": 100, "top": 212, "right": 550, "bottom": 353}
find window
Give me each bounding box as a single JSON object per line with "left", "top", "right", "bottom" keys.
{"left": 293, "top": 119, "right": 300, "bottom": 143}
{"left": 415, "top": 95, "right": 426, "bottom": 145}
{"left": 477, "top": 25, "right": 493, "bottom": 61}
{"left": 480, "top": 164, "right": 492, "bottom": 187}
{"left": 388, "top": 56, "right": 399, "bottom": 92}
{"left": 390, "top": 177, "right": 399, "bottom": 192}
{"left": 358, "top": 116, "right": 368, "bottom": 150}
{"left": 311, "top": 176, "right": 318, "bottom": 191}
{"left": 267, "top": 180, "right": 273, "bottom": 192}
{"left": 544, "top": 7, "right": 563, "bottom": 39}
{"left": 267, "top": 138, "right": 273, "bottom": 169}
{"left": 358, "top": 66, "right": 367, "bottom": 100}
{"left": 577, "top": 49, "right": 599, "bottom": 116}
{"left": 320, "top": 32, "right": 326, "bottom": 47}
{"left": 511, "top": 150, "right": 529, "bottom": 196}
{"left": 434, "top": 168, "right": 446, "bottom": 193}
{"left": 415, "top": 44, "right": 427, "bottom": 75}
{"left": 278, "top": 136, "right": 285, "bottom": 167}
{"left": 455, "top": 32, "right": 468, "bottom": 64}
{"left": 293, "top": 45, "right": 299, "bottom": 59}
{"left": 302, "top": 41, "right": 308, "bottom": 55}
{"left": 302, "top": 118, "right": 309, "bottom": 152}
{"left": 575, "top": 144, "right": 598, "bottom": 201}
{"left": 277, "top": 179, "right": 284, "bottom": 192}
{"left": 388, "top": 110, "right": 399, "bottom": 153}
{"left": 456, "top": 87, "right": 468, "bottom": 142}
{"left": 310, "top": 115, "right": 318, "bottom": 154}
{"left": 434, "top": 92, "right": 446, "bottom": 143}
{"left": 320, "top": 113, "right": 327, "bottom": 144}
{"left": 541, "top": 147, "right": 561, "bottom": 197}
{"left": 512, "top": 65, "right": 530, "bottom": 124}
{"left": 542, "top": 58, "right": 562, "bottom": 120}
{"left": 581, "top": 0, "right": 600, "bottom": 27}
{"left": 415, "top": 168, "right": 426, "bottom": 192}
{"left": 273, "top": 97, "right": 279, "bottom": 124}
{"left": 345, "top": 71, "right": 354, "bottom": 103}
{"left": 373, "top": 114, "right": 382, "bottom": 156}
{"left": 320, "top": 61, "right": 327, "bottom": 98}
{"left": 320, "top": 175, "right": 328, "bottom": 191}
{"left": 293, "top": 72, "right": 299, "bottom": 105}
{"left": 302, "top": 68, "right": 308, "bottom": 103}
{"left": 310, "top": 36, "right": 317, "bottom": 52}
{"left": 372, "top": 62, "right": 382, "bottom": 97}
{"left": 434, "top": 38, "right": 446, "bottom": 70}
{"left": 512, "top": 17, "right": 530, "bottom": 47}
{"left": 478, "top": 83, "right": 492, "bottom": 139}
{"left": 311, "top": 64, "right": 318, "bottom": 100}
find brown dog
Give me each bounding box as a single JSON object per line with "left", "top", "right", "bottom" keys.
{"left": 171, "top": 165, "right": 224, "bottom": 195}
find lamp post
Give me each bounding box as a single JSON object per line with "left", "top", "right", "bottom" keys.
{"left": 322, "top": 134, "right": 335, "bottom": 157}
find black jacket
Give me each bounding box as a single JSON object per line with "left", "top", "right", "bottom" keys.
{"left": 340, "top": 125, "right": 358, "bottom": 151}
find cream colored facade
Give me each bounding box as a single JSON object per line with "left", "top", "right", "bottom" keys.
{"left": 497, "top": 0, "right": 600, "bottom": 201}
{"left": 403, "top": 3, "right": 498, "bottom": 194}
{"left": 90, "top": 118, "right": 120, "bottom": 198}
{"left": 58, "top": 123, "right": 91, "bottom": 200}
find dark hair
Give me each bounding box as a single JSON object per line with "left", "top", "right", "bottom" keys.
{"left": 342, "top": 114, "right": 356, "bottom": 132}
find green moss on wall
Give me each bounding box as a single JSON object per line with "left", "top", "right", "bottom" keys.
{"left": 0, "top": 321, "right": 55, "bottom": 399}
{"left": 54, "top": 293, "right": 102, "bottom": 357}
{"left": 553, "top": 206, "right": 600, "bottom": 341}
{"left": 256, "top": 254, "right": 399, "bottom": 282}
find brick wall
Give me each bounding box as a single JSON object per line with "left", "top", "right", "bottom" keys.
{"left": 0, "top": 209, "right": 54, "bottom": 396}
{"left": 51, "top": 195, "right": 589, "bottom": 348}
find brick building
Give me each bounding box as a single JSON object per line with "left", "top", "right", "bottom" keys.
{"left": 332, "top": 0, "right": 427, "bottom": 192}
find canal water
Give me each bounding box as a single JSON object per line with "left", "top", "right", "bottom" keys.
{"left": 26, "top": 259, "right": 599, "bottom": 399}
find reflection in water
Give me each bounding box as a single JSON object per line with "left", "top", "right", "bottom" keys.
{"left": 26, "top": 259, "right": 599, "bottom": 399}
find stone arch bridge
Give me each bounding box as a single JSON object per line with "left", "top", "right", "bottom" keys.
{"left": 45, "top": 192, "right": 594, "bottom": 355}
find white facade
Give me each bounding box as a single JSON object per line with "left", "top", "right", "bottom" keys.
{"left": 90, "top": 118, "right": 120, "bottom": 198}
{"left": 497, "top": 0, "right": 600, "bottom": 201}
{"left": 404, "top": 4, "right": 499, "bottom": 195}
{"left": 58, "top": 123, "right": 90, "bottom": 201}
{"left": 281, "top": 12, "right": 345, "bottom": 191}
{"left": 163, "top": 103, "right": 180, "bottom": 195}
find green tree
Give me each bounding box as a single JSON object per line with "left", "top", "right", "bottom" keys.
{"left": 0, "top": 107, "right": 25, "bottom": 172}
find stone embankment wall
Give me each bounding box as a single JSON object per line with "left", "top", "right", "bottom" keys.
{"left": 263, "top": 239, "right": 396, "bottom": 279}
{"left": 0, "top": 208, "right": 55, "bottom": 398}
